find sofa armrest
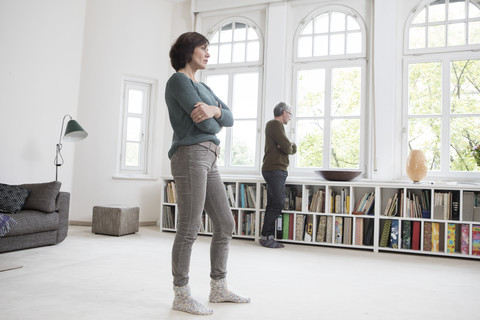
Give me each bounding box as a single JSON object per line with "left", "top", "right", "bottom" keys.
{"left": 55, "top": 191, "right": 70, "bottom": 243}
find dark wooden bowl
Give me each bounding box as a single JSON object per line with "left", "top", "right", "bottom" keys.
{"left": 314, "top": 170, "right": 362, "bottom": 181}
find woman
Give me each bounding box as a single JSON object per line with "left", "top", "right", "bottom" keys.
{"left": 165, "top": 32, "right": 250, "bottom": 315}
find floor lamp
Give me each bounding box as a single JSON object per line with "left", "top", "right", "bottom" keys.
{"left": 54, "top": 114, "right": 88, "bottom": 181}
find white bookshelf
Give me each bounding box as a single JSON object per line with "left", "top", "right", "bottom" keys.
{"left": 161, "top": 176, "right": 480, "bottom": 259}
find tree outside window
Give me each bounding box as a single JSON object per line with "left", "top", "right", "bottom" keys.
{"left": 405, "top": 0, "right": 480, "bottom": 175}
{"left": 294, "top": 7, "right": 366, "bottom": 170}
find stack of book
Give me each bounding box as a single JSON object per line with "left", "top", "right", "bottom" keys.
{"left": 383, "top": 190, "right": 403, "bottom": 217}
{"left": 352, "top": 192, "right": 375, "bottom": 215}
{"left": 165, "top": 181, "right": 177, "bottom": 203}
{"left": 239, "top": 184, "right": 256, "bottom": 208}
{"left": 308, "top": 189, "right": 325, "bottom": 213}
{"left": 162, "top": 206, "right": 175, "bottom": 229}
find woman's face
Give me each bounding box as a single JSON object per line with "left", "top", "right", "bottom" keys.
{"left": 188, "top": 44, "right": 210, "bottom": 70}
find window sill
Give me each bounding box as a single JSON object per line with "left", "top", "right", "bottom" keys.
{"left": 112, "top": 173, "right": 157, "bottom": 181}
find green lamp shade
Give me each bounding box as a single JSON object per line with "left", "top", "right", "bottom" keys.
{"left": 63, "top": 120, "right": 88, "bottom": 142}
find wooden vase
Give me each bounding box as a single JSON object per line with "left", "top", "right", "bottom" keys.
{"left": 406, "top": 150, "right": 427, "bottom": 182}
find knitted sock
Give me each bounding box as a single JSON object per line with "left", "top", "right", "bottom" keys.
{"left": 172, "top": 284, "right": 213, "bottom": 315}
{"left": 209, "top": 278, "right": 251, "bottom": 303}
{"left": 259, "top": 235, "right": 284, "bottom": 248}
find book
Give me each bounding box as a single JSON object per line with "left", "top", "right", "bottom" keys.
{"left": 452, "top": 192, "right": 459, "bottom": 220}
{"left": 354, "top": 218, "right": 364, "bottom": 246}
{"left": 390, "top": 220, "right": 399, "bottom": 249}
{"left": 316, "top": 215, "right": 327, "bottom": 242}
{"left": 232, "top": 210, "right": 238, "bottom": 235}
{"left": 463, "top": 191, "right": 474, "bottom": 221}
{"left": 473, "top": 225, "right": 480, "bottom": 255}
{"left": 240, "top": 184, "right": 246, "bottom": 208}
{"left": 226, "top": 184, "right": 236, "bottom": 207}
{"left": 423, "top": 222, "right": 432, "bottom": 251}
{"left": 379, "top": 219, "right": 391, "bottom": 247}
{"left": 282, "top": 213, "right": 289, "bottom": 240}
{"left": 433, "top": 205, "right": 444, "bottom": 220}
{"left": 343, "top": 217, "right": 352, "bottom": 245}
{"left": 412, "top": 221, "right": 421, "bottom": 250}
{"left": 276, "top": 214, "right": 283, "bottom": 239}
{"left": 447, "top": 223, "right": 456, "bottom": 253}
{"left": 295, "top": 196, "right": 302, "bottom": 211}
{"left": 247, "top": 185, "right": 256, "bottom": 208}
{"left": 325, "top": 216, "right": 333, "bottom": 243}
{"left": 455, "top": 223, "right": 462, "bottom": 253}
{"left": 353, "top": 192, "right": 375, "bottom": 215}
{"left": 288, "top": 214, "right": 294, "bottom": 240}
{"left": 304, "top": 215, "right": 313, "bottom": 242}
{"left": 474, "top": 207, "right": 480, "bottom": 222}
{"left": 334, "top": 217, "right": 343, "bottom": 244}
{"left": 402, "top": 220, "right": 412, "bottom": 249}
{"left": 295, "top": 214, "right": 305, "bottom": 241}
{"left": 461, "top": 224, "right": 469, "bottom": 255}
{"left": 432, "top": 222, "right": 440, "bottom": 252}
{"left": 363, "top": 218, "right": 374, "bottom": 246}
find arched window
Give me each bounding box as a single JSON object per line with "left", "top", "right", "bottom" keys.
{"left": 207, "top": 22, "right": 260, "bottom": 65}
{"left": 403, "top": 0, "right": 480, "bottom": 178}
{"left": 292, "top": 6, "right": 367, "bottom": 170}
{"left": 201, "top": 19, "right": 263, "bottom": 170}
{"left": 406, "top": 0, "right": 480, "bottom": 52}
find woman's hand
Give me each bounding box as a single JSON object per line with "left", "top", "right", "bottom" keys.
{"left": 191, "top": 102, "right": 222, "bottom": 123}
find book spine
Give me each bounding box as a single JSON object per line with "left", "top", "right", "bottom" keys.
{"left": 354, "top": 218, "right": 364, "bottom": 246}
{"left": 334, "top": 217, "right": 343, "bottom": 244}
{"left": 412, "top": 221, "right": 421, "bottom": 250}
{"left": 402, "top": 220, "right": 412, "bottom": 249}
{"left": 390, "top": 220, "right": 399, "bottom": 249}
{"left": 472, "top": 225, "right": 480, "bottom": 255}
{"left": 447, "top": 223, "right": 456, "bottom": 253}
{"left": 432, "top": 222, "right": 440, "bottom": 252}
{"left": 423, "top": 222, "right": 432, "bottom": 251}
{"left": 379, "top": 219, "right": 391, "bottom": 247}
{"left": 461, "top": 224, "right": 469, "bottom": 254}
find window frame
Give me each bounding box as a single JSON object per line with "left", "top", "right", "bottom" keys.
{"left": 293, "top": 4, "right": 367, "bottom": 63}
{"left": 290, "top": 5, "right": 368, "bottom": 173}
{"left": 201, "top": 17, "right": 264, "bottom": 174}
{"left": 404, "top": 0, "right": 480, "bottom": 56}
{"left": 115, "top": 76, "right": 157, "bottom": 180}
{"left": 291, "top": 59, "right": 367, "bottom": 173}
{"left": 402, "top": 0, "right": 480, "bottom": 180}
{"left": 402, "top": 51, "right": 480, "bottom": 179}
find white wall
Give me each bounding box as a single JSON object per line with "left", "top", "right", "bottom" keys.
{"left": 71, "top": 0, "right": 179, "bottom": 223}
{"left": 160, "top": 0, "right": 193, "bottom": 176}
{"left": 0, "top": 0, "right": 87, "bottom": 191}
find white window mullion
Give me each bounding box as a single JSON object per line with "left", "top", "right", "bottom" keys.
{"left": 324, "top": 66, "right": 333, "bottom": 168}
{"left": 441, "top": 58, "right": 451, "bottom": 175}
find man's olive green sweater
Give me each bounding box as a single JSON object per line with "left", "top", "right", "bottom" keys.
{"left": 262, "top": 119, "right": 297, "bottom": 172}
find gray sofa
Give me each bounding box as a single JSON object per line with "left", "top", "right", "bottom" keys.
{"left": 0, "top": 181, "right": 70, "bottom": 253}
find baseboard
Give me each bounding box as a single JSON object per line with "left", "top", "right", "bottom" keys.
{"left": 69, "top": 221, "right": 157, "bottom": 227}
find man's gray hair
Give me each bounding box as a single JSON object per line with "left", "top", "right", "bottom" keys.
{"left": 273, "top": 102, "right": 291, "bottom": 117}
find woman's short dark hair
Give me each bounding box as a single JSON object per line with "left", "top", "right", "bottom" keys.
{"left": 169, "top": 32, "right": 209, "bottom": 71}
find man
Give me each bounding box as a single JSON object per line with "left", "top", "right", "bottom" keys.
{"left": 260, "top": 102, "right": 297, "bottom": 248}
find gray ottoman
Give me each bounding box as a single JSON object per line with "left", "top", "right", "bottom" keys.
{"left": 92, "top": 205, "right": 139, "bottom": 236}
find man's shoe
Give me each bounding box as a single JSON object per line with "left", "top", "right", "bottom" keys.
{"left": 259, "top": 235, "right": 284, "bottom": 248}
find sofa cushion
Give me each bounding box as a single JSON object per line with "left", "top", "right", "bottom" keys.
{"left": 0, "top": 183, "right": 31, "bottom": 213}
{"left": 2, "top": 211, "right": 60, "bottom": 236}
{"left": 18, "top": 181, "right": 62, "bottom": 213}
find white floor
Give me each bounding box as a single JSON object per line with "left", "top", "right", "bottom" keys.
{"left": 1, "top": 226, "right": 479, "bottom": 320}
